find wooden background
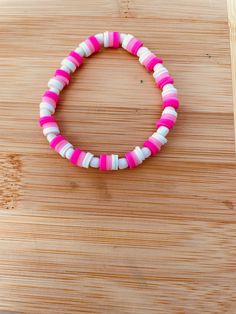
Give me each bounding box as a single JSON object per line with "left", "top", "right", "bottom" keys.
{"left": 0, "top": 0, "right": 236, "bottom": 313}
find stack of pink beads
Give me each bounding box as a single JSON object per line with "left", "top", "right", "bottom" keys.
{"left": 39, "top": 31, "right": 179, "bottom": 171}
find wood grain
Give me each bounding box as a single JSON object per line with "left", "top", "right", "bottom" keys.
{"left": 0, "top": 0, "right": 235, "bottom": 313}
{"left": 228, "top": 0, "right": 236, "bottom": 150}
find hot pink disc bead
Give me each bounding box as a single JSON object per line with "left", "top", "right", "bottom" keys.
{"left": 107, "top": 31, "right": 120, "bottom": 48}
{"left": 50, "top": 135, "right": 65, "bottom": 150}
{"left": 86, "top": 35, "right": 101, "bottom": 53}
{"left": 39, "top": 116, "right": 56, "bottom": 127}
{"left": 70, "top": 148, "right": 82, "bottom": 165}
{"left": 156, "top": 112, "right": 176, "bottom": 129}
{"left": 155, "top": 73, "right": 174, "bottom": 89}
{"left": 144, "top": 54, "right": 163, "bottom": 71}
{"left": 143, "top": 139, "right": 160, "bottom": 156}
{"left": 99, "top": 154, "right": 107, "bottom": 171}
{"left": 70, "top": 148, "right": 86, "bottom": 167}
{"left": 156, "top": 118, "right": 175, "bottom": 129}
{"left": 55, "top": 69, "right": 70, "bottom": 85}
{"left": 68, "top": 51, "right": 83, "bottom": 67}
{"left": 162, "top": 97, "right": 179, "bottom": 109}
{"left": 112, "top": 32, "right": 120, "bottom": 48}
{"left": 125, "top": 152, "right": 137, "bottom": 168}
{"left": 127, "top": 37, "right": 143, "bottom": 55}
{"left": 42, "top": 91, "right": 59, "bottom": 108}
{"left": 98, "top": 155, "right": 114, "bottom": 171}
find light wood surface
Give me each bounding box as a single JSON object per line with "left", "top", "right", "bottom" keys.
{"left": 0, "top": 1, "right": 236, "bottom": 313}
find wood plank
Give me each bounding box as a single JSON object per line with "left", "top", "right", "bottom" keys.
{"left": 228, "top": 0, "right": 236, "bottom": 151}
{"left": 0, "top": 0, "right": 235, "bottom": 313}
{"left": 0, "top": 0, "right": 227, "bottom": 20}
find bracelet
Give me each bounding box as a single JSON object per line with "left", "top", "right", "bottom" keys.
{"left": 39, "top": 31, "right": 179, "bottom": 171}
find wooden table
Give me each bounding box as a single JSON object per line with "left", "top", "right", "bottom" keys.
{"left": 0, "top": 1, "right": 236, "bottom": 313}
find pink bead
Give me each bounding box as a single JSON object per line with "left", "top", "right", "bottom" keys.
{"left": 55, "top": 139, "right": 68, "bottom": 153}
{"left": 144, "top": 54, "right": 163, "bottom": 71}
{"left": 113, "top": 32, "right": 120, "bottom": 48}
{"left": 43, "top": 90, "right": 59, "bottom": 104}
{"left": 99, "top": 154, "right": 107, "bottom": 171}
{"left": 50, "top": 135, "right": 65, "bottom": 150}
{"left": 159, "top": 77, "right": 174, "bottom": 89}
{"left": 127, "top": 38, "right": 143, "bottom": 55}
{"left": 106, "top": 155, "right": 113, "bottom": 170}
{"left": 108, "top": 32, "right": 113, "bottom": 46}
{"left": 70, "top": 148, "right": 82, "bottom": 165}
{"left": 156, "top": 118, "right": 175, "bottom": 129}
{"left": 39, "top": 116, "right": 56, "bottom": 127}
{"left": 54, "top": 76, "right": 69, "bottom": 86}
{"left": 43, "top": 122, "right": 58, "bottom": 129}
{"left": 131, "top": 151, "right": 141, "bottom": 166}
{"left": 106, "top": 32, "right": 120, "bottom": 48}
{"left": 143, "top": 140, "right": 160, "bottom": 156}
{"left": 162, "top": 113, "right": 177, "bottom": 122}
{"left": 67, "top": 56, "right": 79, "bottom": 67}
{"left": 55, "top": 69, "right": 70, "bottom": 81}
{"left": 163, "top": 92, "right": 177, "bottom": 100}
{"left": 68, "top": 51, "right": 83, "bottom": 67}
{"left": 162, "top": 98, "right": 179, "bottom": 109}
{"left": 149, "top": 137, "right": 162, "bottom": 150}
{"left": 125, "top": 152, "right": 136, "bottom": 168}
{"left": 88, "top": 35, "right": 100, "bottom": 53}
{"left": 155, "top": 73, "right": 174, "bottom": 89}
{"left": 77, "top": 151, "right": 86, "bottom": 167}
{"left": 53, "top": 76, "right": 67, "bottom": 86}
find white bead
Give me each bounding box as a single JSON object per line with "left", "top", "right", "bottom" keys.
{"left": 141, "top": 147, "right": 151, "bottom": 159}
{"left": 157, "top": 126, "right": 169, "bottom": 137}
{"left": 153, "top": 63, "right": 165, "bottom": 72}
{"left": 163, "top": 106, "right": 177, "bottom": 117}
{"left": 43, "top": 126, "right": 60, "bottom": 136}
{"left": 118, "top": 158, "right": 128, "bottom": 169}
{"left": 111, "top": 154, "right": 119, "bottom": 170}
{"left": 40, "top": 102, "right": 55, "bottom": 114}
{"left": 82, "top": 152, "right": 94, "bottom": 168}
{"left": 103, "top": 31, "right": 109, "bottom": 47}
{"left": 79, "top": 41, "right": 91, "bottom": 57}
{"left": 137, "top": 46, "right": 149, "bottom": 57}
{"left": 59, "top": 143, "right": 73, "bottom": 158}
{"left": 152, "top": 132, "right": 168, "bottom": 144}
{"left": 120, "top": 33, "right": 127, "bottom": 43}
{"left": 65, "top": 147, "right": 74, "bottom": 160}
{"left": 61, "top": 58, "right": 76, "bottom": 72}
{"left": 40, "top": 109, "right": 51, "bottom": 117}
{"left": 49, "top": 87, "right": 60, "bottom": 95}
{"left": 153, "top": 65, "right": 168, "bottom": 78}
{"left": 122, "top": 34, "right": 134, "bottom": 49}
{"left": 137, "top": 47, "right": 149, "bottom": 57}
{"left": 90, "top": 157, "right": 99, "bottom": 168}
{"left": 162, "top": 90, "right": 177, "bottom": 98}
{"left": 139, "top": 50, "right": 151, "bottom": 64}
{"left": 47, "top": 133, "right": 56, "bottom": 142}
{"left": 134, "top": 146, "right": 145, "bottom": 163}
{"left": 48, "top": 78, "right": 64, "bottom": 91}
{"left": 162, "top": 84, "right": 176, "bottom": 92}
{"left": 60, "top": 65, "right": 71, "bottom": 73}
{"left": 162, "top": 84, "right": 177, "bottom": 97}
{"left": 75, "top": 46, "right": 85, "bottom": 57}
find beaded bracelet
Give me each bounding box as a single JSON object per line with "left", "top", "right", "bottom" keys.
{"left": 39, "top": 31, "right": 179, "bottom": 171}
